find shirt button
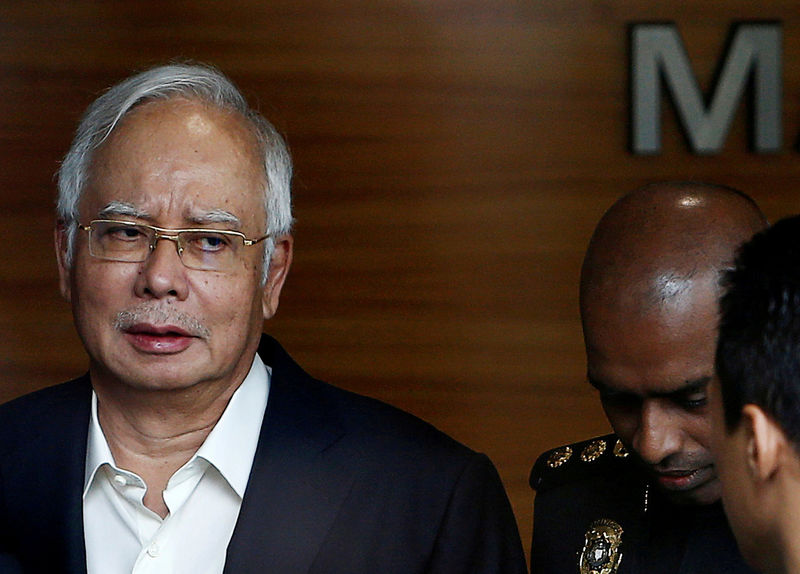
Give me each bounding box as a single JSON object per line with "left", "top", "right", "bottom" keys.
{"left": 113, "top": 474, "right": 127, "bottom": 487}
{"left": 147, "top": 542, "right": 160, "bottom": 558}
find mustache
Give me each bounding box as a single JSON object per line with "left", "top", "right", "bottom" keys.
{"left": 114, "top": 305, "right": 210, "bottom": 339}
{"left": 646, "top": 452, "right": 713, "bottom": 473}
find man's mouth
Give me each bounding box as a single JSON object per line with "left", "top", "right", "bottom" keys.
{"left": 652, "top": 466, "right": 712, "bottom": 491}
{"left": 126, "top": 324, "right": 192, "bottom": 337}
{"left": 123, "top": 323, "right": 197, "bottom": 353}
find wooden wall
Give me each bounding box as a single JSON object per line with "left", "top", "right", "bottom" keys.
{"left": 3, "top": 1, "right": 800, "bottom": 563}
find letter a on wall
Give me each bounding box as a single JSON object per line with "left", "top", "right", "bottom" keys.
{"left": 631, "top": 22, "right": 782, "bottom": 155}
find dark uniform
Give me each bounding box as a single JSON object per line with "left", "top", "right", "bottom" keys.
{"left": 530, "top": 434, "right": 756, "bottom": 574}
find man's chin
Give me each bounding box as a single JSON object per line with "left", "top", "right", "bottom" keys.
{"left": 92, "top": 357, "right": 209, "bottom": 393}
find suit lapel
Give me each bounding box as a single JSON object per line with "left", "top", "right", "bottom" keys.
{"left": 9, "top": 377, "right": 90, "bottom": 573}
{"left": 224, "top": 337, "right": 355, "bottom": 574}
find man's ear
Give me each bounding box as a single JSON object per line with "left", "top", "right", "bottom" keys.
{"left": 54, "top": 221, "right": 72, "bottom": 303}
{"left": 262, "top": 234, "right": 293, "bottom": 320}
{"left": 743, "top": 404, "right": 786, "bottom": 482}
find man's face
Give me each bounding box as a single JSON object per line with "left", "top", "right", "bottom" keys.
{"left": 583, "top": 276, "right": 720, "bottom": 504}
{"left": 56, "top": 98, "right": 291, "bottom": 395}
{"left": 708, "top": 379, "right": 766, "bottom": 570}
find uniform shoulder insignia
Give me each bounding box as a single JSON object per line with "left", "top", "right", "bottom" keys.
{"left": 530, "top": 434, "right": 632, "bottom": 493}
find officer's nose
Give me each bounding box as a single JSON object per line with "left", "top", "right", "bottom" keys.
{"left": 632, "top": 399, "right": 681, "bottom": 465}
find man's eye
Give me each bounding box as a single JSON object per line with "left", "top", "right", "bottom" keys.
{"left": 678, "top": 394, "right": 708, "bottom": 409}
{"left": 105, "top": 226, "right": 145, "bottom": 241}
{"left": 190, "top": 233, "right": 232, "bottom": 252}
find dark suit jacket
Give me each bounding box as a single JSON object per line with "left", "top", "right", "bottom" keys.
{"left": 530, "top": 435, "right": 755, "bottom": 574}
{"left": 0, "top": 335, "right": 526, "bottom": 574}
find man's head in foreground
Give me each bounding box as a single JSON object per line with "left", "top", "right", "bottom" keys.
{"left": 580, "top": 182, "right": 766, "bottom": 505}
{"left": 714, "top": 215, "right": 800, "bottom": 574}
{"left": 54, "top": 63, "right": 293, "bottom": 399}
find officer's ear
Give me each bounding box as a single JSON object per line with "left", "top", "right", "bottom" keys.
{"left": 743, "top": 404, "right": 784, "bottom": 482}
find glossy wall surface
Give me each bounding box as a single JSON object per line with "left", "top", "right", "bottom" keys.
{"left": 3, "top": 2, "right": 800, "bottom": 562}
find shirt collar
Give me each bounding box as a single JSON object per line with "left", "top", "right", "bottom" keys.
{"left": 84, "top": 392, "right": 116, "bottom": 497}
{"left": 83, "top": 353, "right": 270, "bottom": 499}
{"left": 195, "top": 354, "right": 269, "bottom": 497}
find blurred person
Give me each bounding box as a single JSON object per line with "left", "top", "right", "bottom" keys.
{"left": 530, "top": 182, "right": 765, "bottom": 573}
{"left": 0, "top": 62, "right": 526, "bottom": 574}
{"left": 714, "top": 214, "right": 800, "bottom": 574}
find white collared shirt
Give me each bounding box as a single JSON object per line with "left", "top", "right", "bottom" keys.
{"left": 83, "top": 354, "right": 270, "bottom": 574}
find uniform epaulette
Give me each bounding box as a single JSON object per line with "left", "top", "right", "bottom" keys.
{"left": 530, "top": 434, "right": 634, "bottom": 494}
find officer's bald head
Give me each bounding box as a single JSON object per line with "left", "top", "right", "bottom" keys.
{"left": 580, "top": 182, "right": 766, "bottom": 319}
{"left": 581, "top": 181, "right": 766, "bottom": 505}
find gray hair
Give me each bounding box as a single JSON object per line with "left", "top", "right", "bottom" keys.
{"left": 56, "top": 62, "right": 293, "bottom": 282}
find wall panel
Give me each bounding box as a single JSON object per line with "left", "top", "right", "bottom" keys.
{"left": 3, "top": 1, "right": 800, "bottom": 563}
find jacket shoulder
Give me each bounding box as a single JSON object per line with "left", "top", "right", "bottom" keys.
{"left": 530, "top": 434, "right": 636, "bottom": 494}
{"left": 0, "top": 377, "right": 90, "bottom": 414}
{"left": 260, "top": 334, "right": 478, "bottom": 462}
{"left": 0, "top": 377, "right": 91, "bottom": 453}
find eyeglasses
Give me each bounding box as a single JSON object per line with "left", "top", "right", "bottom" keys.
{"left": 78, "top": 219, "right": 270, "bottom": 272}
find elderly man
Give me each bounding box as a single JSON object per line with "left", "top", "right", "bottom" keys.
{"left": 530, "top": 182, "right": 765, "bottom": 573}
{"left": 714, "top": 215, "right": 800, "bottom": 574}
{"left": 0, "top": 63, "right": 526, "bottom": 573}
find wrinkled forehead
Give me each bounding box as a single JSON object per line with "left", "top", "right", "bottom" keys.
{"left": 82, "top": 98, "right": 267, "bottom": 229}
{"left": 91, "top": 200, "right": 247, "bottom": 230}
{"left": 93, "top": 96, "right": 264, "bottom": 165}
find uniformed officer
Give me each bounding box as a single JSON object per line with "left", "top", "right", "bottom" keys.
{"left": 530, "top": 182, "right": 766, "bottom": 573}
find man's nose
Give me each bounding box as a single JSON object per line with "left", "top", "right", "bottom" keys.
{"left": 133, "top": 236, "right": 190, "bottom": 300}
{"left": 632, "top": 400, "right": 681, "bottom": 465}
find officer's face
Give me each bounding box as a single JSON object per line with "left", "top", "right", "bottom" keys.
{"left": 584, "top": 278, "right": 720, "bottom": 505}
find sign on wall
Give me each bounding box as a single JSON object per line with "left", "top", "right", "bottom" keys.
{"left": 630, "top": 22, "right": 782, "bottom": 155}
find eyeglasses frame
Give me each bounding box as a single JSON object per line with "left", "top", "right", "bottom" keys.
{"left": 77, "top": 219, "right": 270, "bottom": 270}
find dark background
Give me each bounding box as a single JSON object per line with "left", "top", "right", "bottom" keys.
{"left": 3, "top": 2, "right": 800, "bottom": 562}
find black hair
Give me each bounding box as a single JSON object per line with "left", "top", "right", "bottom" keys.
{"left": 716, "top": 214, "right": 800, "bottom": 444}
